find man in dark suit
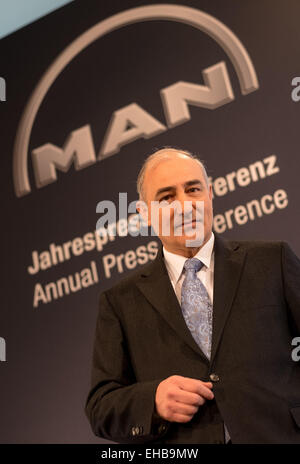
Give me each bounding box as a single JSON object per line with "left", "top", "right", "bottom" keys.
{"left": 85, "top": 148, "right": 300, "bottom": 444}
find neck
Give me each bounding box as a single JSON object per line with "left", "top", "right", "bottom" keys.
{"left": 162, "top": 232, "right": 212, "bottom": 258}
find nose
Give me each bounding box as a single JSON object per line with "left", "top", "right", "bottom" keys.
{"left": 173, "top": 191, "right": 193, "bottom": 219}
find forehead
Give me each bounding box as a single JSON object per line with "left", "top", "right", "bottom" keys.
{"left": 146, "top": 154, "right": 204, "bottom": 185}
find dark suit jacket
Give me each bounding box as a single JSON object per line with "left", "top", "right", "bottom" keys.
{"left": 85, "top": 236, "right": 300, "bottom": 444}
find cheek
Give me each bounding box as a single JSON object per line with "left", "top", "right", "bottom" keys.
{"left": 160, "top": 208, "right": 175, "bottom": 222}
{"left": 205, "top": 210, "right": 213, "bottom": 228}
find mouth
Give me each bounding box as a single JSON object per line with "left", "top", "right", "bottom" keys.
{"left": 175, "top": 219, "right": 201, "bottom": 228}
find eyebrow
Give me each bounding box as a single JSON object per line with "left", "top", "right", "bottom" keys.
{"left": 154, "top": 179, "right": 204, "bottom": 199}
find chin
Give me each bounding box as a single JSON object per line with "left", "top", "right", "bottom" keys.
{"left": 175, "top": 234, "right": 206, "bottom": 248}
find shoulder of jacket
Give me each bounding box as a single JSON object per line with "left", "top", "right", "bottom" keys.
{"left": 223, "top": 239, "right": 284, "bottom": 255}
{"left": 231, "top": 239, "right": 283, "bottom": 249}
{"left": 103, "top": 257, "right": 157, "bottom": 298}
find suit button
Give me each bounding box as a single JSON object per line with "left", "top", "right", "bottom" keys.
{"left": 131, "top": 426, "right": 141, "bottom": 436}
{"left": 158, "top": 424, "right": 167, "bottom": 433}
{"left": 209, "top": 373, "right": 220, "bottom": 382}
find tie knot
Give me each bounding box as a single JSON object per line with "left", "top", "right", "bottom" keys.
{"left": 183, "top": 257, "right": 204, "bottom": 273}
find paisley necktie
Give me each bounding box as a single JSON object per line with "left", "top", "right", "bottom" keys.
{"left": 181, "top": 257, "right": 231, "bottom": 443}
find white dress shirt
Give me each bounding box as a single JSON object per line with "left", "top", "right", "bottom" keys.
{"left": 163, "top": 232, "right": 215, "bottom": 305}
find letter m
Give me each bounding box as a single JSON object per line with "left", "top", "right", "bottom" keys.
{"left": 32, "top": 125, "right": 96, "bottom": 188}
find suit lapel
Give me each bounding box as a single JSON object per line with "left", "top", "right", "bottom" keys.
{"left": 210, "top": 235, "right": 247, "bottom": 364}
{"left": 136, "top": 245, "right": 210, "bottom": 364}
{"left": 136, "top": 236, "right": 247, "bottom": 367}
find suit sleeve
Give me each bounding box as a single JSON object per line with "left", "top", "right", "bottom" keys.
{"left": 85, "top": 290, "right": 170, "bottom": 443}
{"left": 281, "top": 242, "right": 300, "bottom": 334}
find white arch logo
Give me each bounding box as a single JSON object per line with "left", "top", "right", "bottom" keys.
{"left": 13, "top": 4, "right": 259, "bottom": 197}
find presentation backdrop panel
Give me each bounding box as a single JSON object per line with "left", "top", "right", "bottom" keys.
{"left": 0, "top": 0, "right": 299, "bottom": 443}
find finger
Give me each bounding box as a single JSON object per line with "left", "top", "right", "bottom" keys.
{"left": 171, "top": 413, "right": 194, "bottom": 423}
{"left": 174, "top": 376, "right": 212, "bottom": 391}
{"left": 178, "top": 378, "right": 214, "bottom": 400}
{"left": 170, "top": 401, "right": 201, "bottom": 416}
{"left": 195, "top": 384, "right": 214, "bottom": 400}
{"left": 202, "top": 382, "right": 213, "bottom": 389}
{"left": 170, "top": 389, "right": 205, "bottom": 406}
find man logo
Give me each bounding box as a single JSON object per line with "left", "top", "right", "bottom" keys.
{"left": 13, "top": 4, "right": 259, "bottom": 197}
{"left": 0, "top": 77, "right": 6, "bottom": 102}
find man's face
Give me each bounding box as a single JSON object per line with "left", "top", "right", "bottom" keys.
{"left": 140, "top": 153, "right": 213, "bottom": 255}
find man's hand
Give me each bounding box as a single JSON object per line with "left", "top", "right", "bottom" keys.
{"left": 155, "top": 375, "right": 214, "bottom": 423}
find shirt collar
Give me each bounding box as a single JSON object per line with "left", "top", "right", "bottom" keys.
{"left": 163, "top": 232, "right": 215, "bottom": 284}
